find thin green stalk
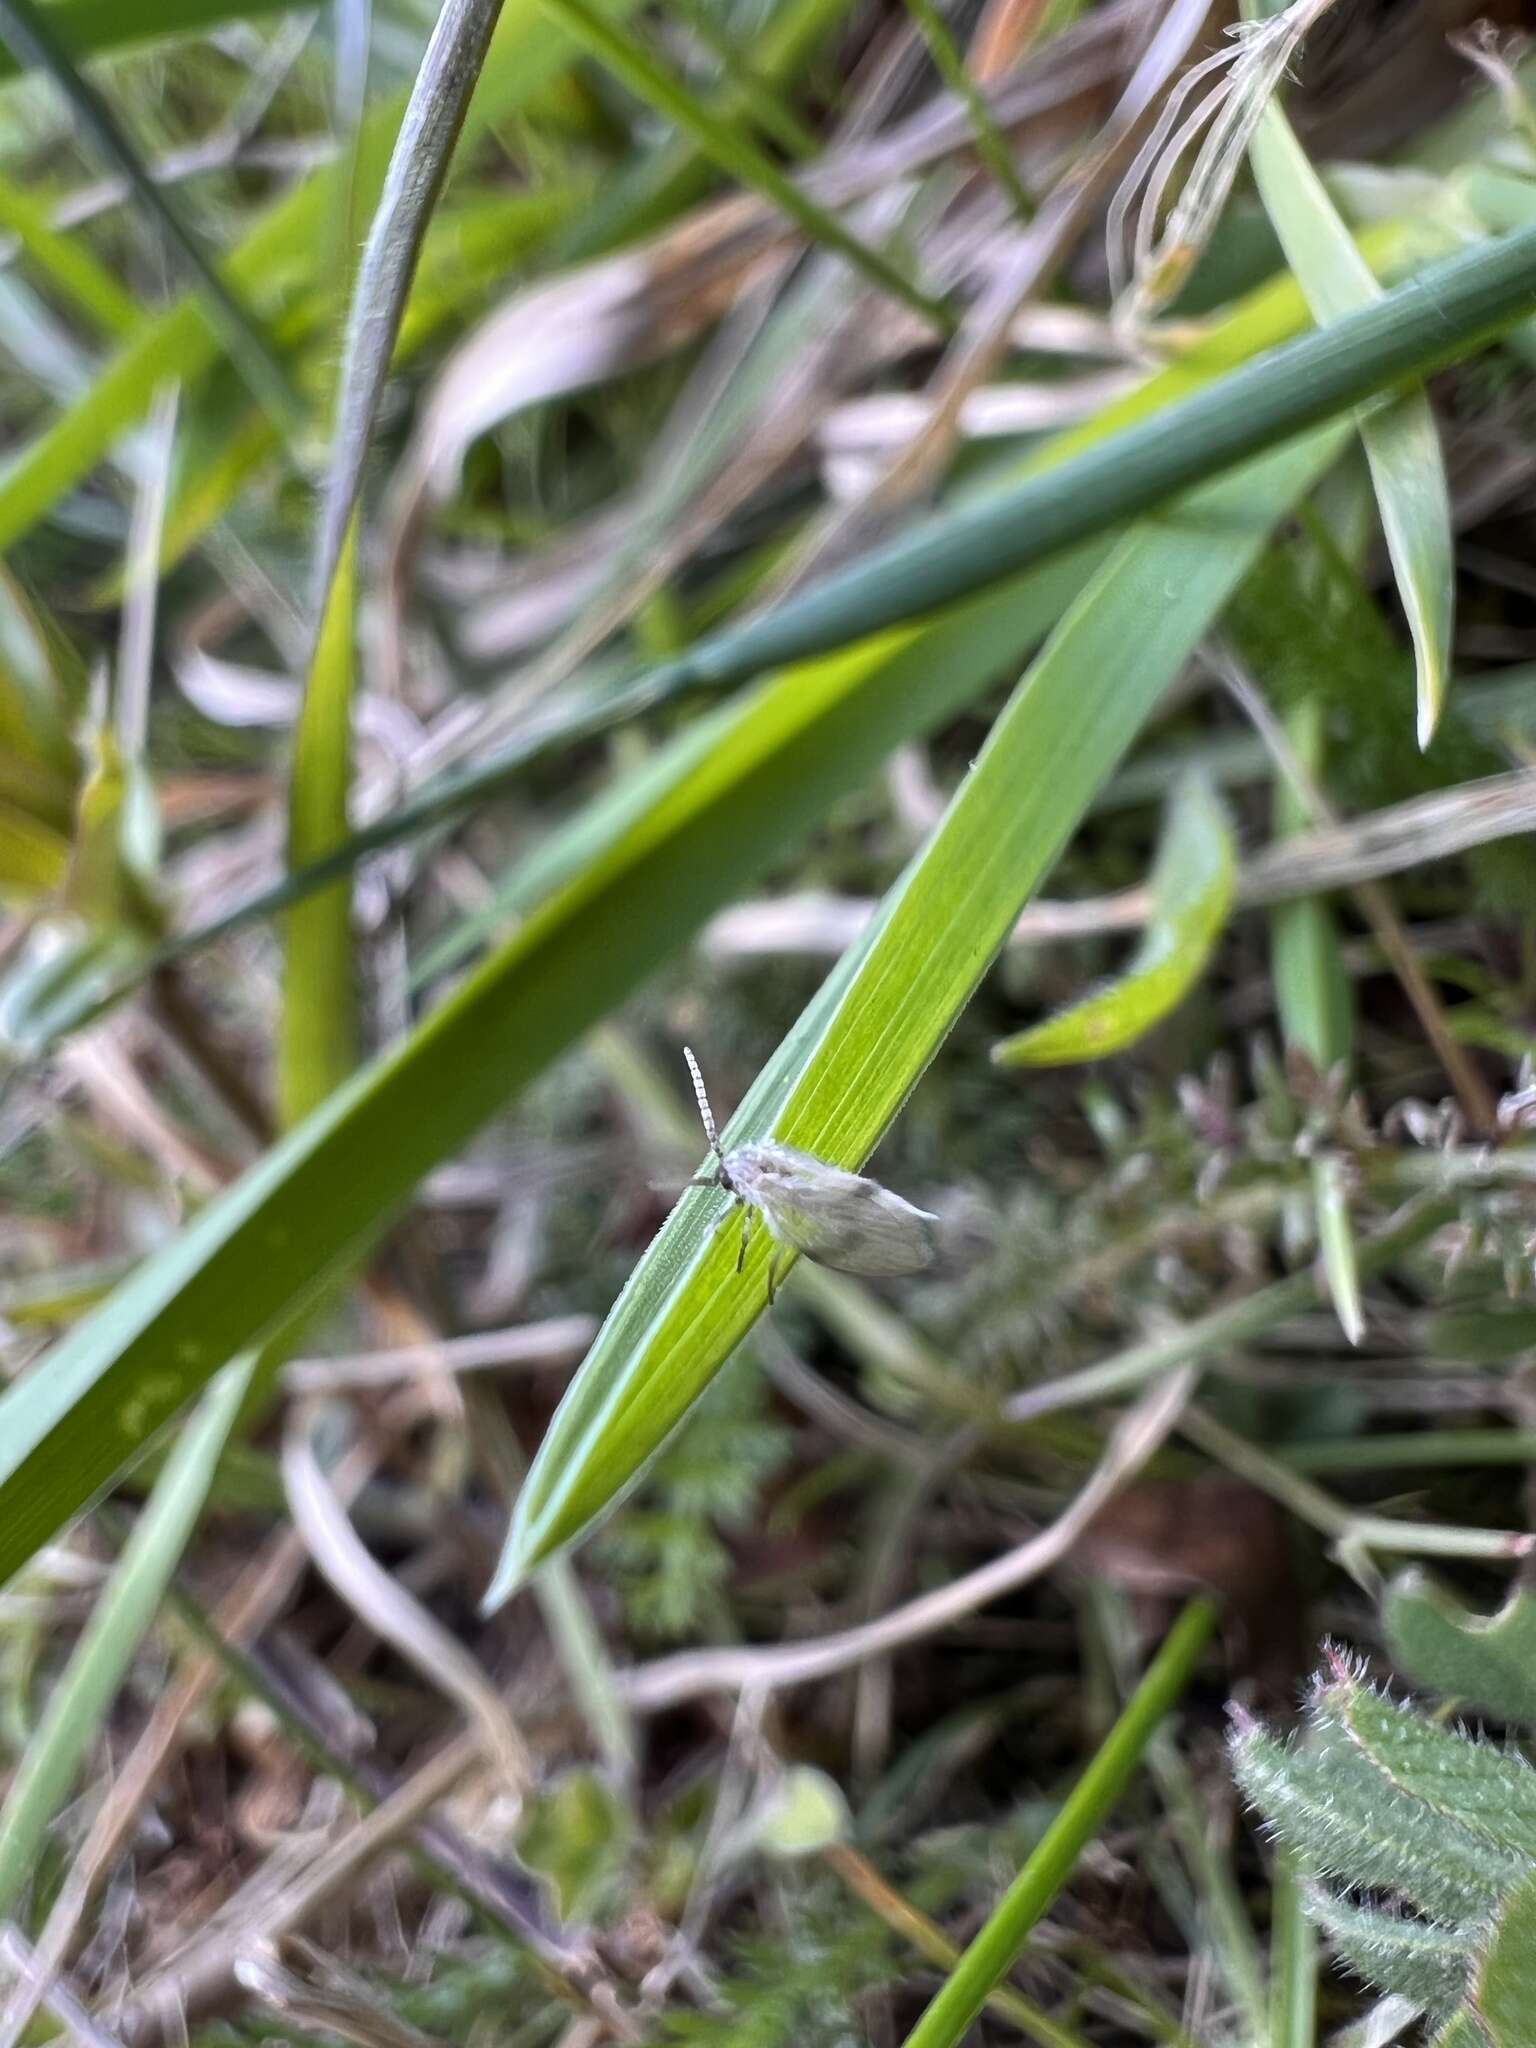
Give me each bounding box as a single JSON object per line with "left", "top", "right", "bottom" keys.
{"left": 1268, "top": 1849, "right": 1318, "bottom": 2048}
{"left": 1281, "top": 1430, "right": 1536, "bottom": 1474}
{"left": 661, "top": 0, "right": 818, "bottom": 157}
{"left": 1002, "top": 1198, "right": 1457, "bottom": 1422}
{"left": 899, "top": 0, "right": 1033, "bottom": 218}
{"left": 899, "top": 1599, "right": 1218, "bottom": 2048}
{"left": 1180, "top": 1406, "right": 1532, "bottom": 1563}
{"left": 538, "top": 0, "right": 953, "bottom": 331}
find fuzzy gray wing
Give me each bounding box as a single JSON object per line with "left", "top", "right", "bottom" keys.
{"left": 745, "top": 1155, "right": 939, "bottom": 1276}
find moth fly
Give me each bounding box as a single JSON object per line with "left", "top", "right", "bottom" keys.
{"left": 683, "top": 1046, "right": 940, "bottom": 1303}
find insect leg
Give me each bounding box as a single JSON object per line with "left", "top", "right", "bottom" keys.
{"left": 766, "top": 1246, "right": 785, "bottom": 1304}
{"left": 736, "top": 1201, "right": 751, "bottom": 1274}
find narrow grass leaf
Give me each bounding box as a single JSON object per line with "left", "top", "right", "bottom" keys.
{"left": 1247, "top": 87, "right": 1454, "bottom": 747}
{"left": 0, "top": 1356, "right": 254, "bottom": 1924}
{"left": 1269, "top": 699, "right": 1351, "bottom": 1073}
{"left": 0, "top": 542, "right": 1096, "bottom": 1594}
{"left": 497, "top": 425, "right": 1349, "bottom": 1592}
{"left": 0, "top": 0, "right": 299, "bottom": 76}
{"left": 311, "top": 0, "right": 508, "bottom": 618}
{"left": 899, "top": 1599, "right": 1217, "bottom": 2048}
{"left": 0, "top": 168, "right": 137, "bottom": 339}
{"left": 280, "top": 524, "right": 359, "bottom": 1125}
{"left": 992, "top": 769, "right": 1235, "bottom": 1066}
{"left": 0, "top": 0, "right": 305, "bottom": 441}
{"left": 1266, "top": 696, "right": 1360, "bottom": 1343}
{"left": 0, "top": 0, "right": 631, "bottom": 558}
{"left": 89, "top": 216, "right": 1476, "bottom": 990}
{"left": 1314, "top": 1152, "right": 1364, "bottom": 1347}
{"left": 537, "top": 0, "right": 951, "bottom": 331}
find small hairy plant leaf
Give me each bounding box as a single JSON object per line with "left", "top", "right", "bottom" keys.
{"left": 1313, "top": 1662, "right": 1536, "bottom": 1859}
{"left": 1231, "top": 1719, "right": 1521, "bottom": 1923}
{"left": 1385, "top": 1570, "right": 1536, "bottom": 1731}
{"left": 1305, "top": 1889, "right": 1470, "bottom": 2019}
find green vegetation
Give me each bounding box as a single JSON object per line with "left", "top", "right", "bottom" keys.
{"left": 3, "top": 3, "right": 1536, "bottom": 2043}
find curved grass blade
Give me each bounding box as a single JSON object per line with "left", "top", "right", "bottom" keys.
{"left": 1247, "top": 78, "right": 1454, "bottom": 747}
{"left": 991, "top": 769, "right": 1234, "bottom": 1066}
{"left": 494, "top": 424, "right": 1350, "bottom": 1597}
{"left": 538, "top": 0, "right": 951, "bottom": 333}
{"left": 310, "top": 0, "right": 508, "bottom": 619}
{"left": 280, "top": 524, "right": 359, "bottom": 1124}
{"left": 899, "top": 1598, "right": 1217, "bottom": 2048}
{"left": 0, "top": 541, "right": 1094, "bottom": 1595}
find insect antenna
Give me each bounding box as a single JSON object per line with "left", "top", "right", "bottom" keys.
{"left": 682, "top": 1045, "right": 723, "bottom": 1160}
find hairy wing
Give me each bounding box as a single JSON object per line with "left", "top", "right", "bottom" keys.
{"left": 733, "top": 1145, "right": 939, "bottom": 1276}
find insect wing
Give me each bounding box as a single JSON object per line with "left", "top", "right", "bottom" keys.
{"left": 728, "top": 1144, "right": 939, "bottom": 1276}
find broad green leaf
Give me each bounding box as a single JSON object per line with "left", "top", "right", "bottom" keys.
{"left": 1384, "top": 1570, "right": 1536, "bottom": 1730}
{"left": 1307, "top": 1890, "right": 1467, "bottom": 2019}
{"left": 1248, "top": 81, "right": 1454, "bottom": 746}
{"left": 1315, "top": 1667, "right": 1536, "bottom": 1858}
{"left": 496, "top": 426, "right": 1348, "bottom": 1594}
{"left": 991, "top": 770, "right": 1234, "bottom": 1066}
{"left": 0, "top": 538, "right": 1095, "bottom": 1595}
{"left": 280, "top": 525, "right": 359, "bottom": 1124}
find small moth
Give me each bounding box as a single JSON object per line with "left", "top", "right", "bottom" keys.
{"left": 683, "top": 1046, "right": 940, "bottom": 1302}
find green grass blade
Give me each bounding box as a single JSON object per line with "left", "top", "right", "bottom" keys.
{"left": 1247, "top": 83, "right": 1454, "bottom": 747}
{"left": 1267, "top": 695, "right": 1359, "bottom": 1345}
{"left": 661, "top": 221, "right": 1527, "bottom": 696}
{"left": 311, "top": 0, "right": 507, "bottom": 618}
{"left": 494, "top": 423, "right": 1349, "bottom": 1594}
{"left": 899, "top": 0, "right": 1033, "bottom": 220}
{"left": 898, "top": 1598, "right": 1218, "bottom": 2048}
{"left": 0, "top": 542, "right": 1094, "bottom": 1594}
{"left": 537, "top": 0, "right": 952, "bottom": 331}
{"left": 992, "top": 769, "right": 1234, "bottom": 1065}
{"left": 0, "top": 0, "right": 626, "bottom": 558}
{"left": 0, "top": 0, "right": 306, "bottom": 442}
{"left": 55, "top": 217, "right": 1454, "bottom": 999}
{"left": 0, "top": 167, "right": 137, "bottom": 339}
{"left": 0, "top": 1354, "right": 255, "bottom": 1923}
{"left": 280, "top": 524, "right": 359, "bottom": 1124}
{"left": 1269, "top": 699, "right": 1352, "bottom": 1072}
{"left": 0, "top": 0, "right": 300, "bottom": 76}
